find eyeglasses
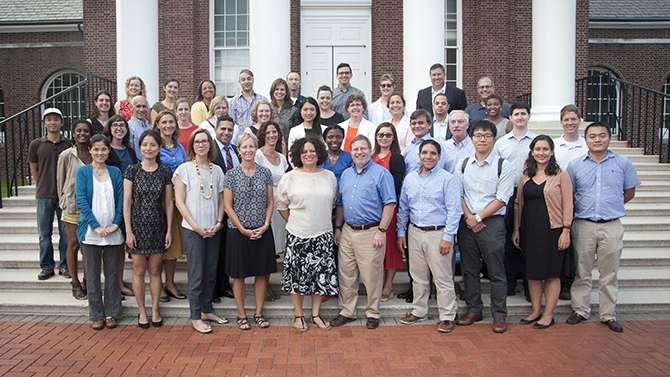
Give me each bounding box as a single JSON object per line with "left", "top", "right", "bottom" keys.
{"left": 337, "top": 71, "right": 351, "bottom": 76}
{"left": 472, "top": 134, "right": 494, "bottom": 141}
{"left": 194, "top": 140, "right": 210, "bottom": 146}
{"left": 110, "top": 123, "right": 126, "bottom": 129}
{"left": 478, "top": 85, "right": 493, "bottom": 90}
{"left": 380, "top": 83, "right": 393, "bottom": 88}
{"left": 376, "top": 133, "right": 394, "bottom": 139}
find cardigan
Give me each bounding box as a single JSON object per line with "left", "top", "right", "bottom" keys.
{"left": 57, "top": 146, "right": 83, "bottom": 214}
{"left": 515, "top": 169, "right": 573, "bottom": 231}
{"left": 75, "top": 164, "right": 124, "bottom": 242}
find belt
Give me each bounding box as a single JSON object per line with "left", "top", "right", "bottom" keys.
{"left": 583, "top": 218, "right": 618, "bottom": 223}
{"left": 411, "top": 223, "right": 445, "bottom": 231}
{"left": 346, "top": 222, "right": 380, "bottom": 230}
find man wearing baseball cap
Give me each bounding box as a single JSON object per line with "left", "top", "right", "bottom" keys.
{"left": 28, "top": 108, "right": 71, "bottom": 280}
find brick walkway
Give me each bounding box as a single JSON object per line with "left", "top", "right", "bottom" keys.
{"left": 1, "top": 320, "right": 669, "bottom": 376}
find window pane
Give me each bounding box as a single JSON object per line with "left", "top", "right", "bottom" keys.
{"left": 446, "top": 0, "right": 457, "bottom": 13}
{"left": 225, "top": 0, "right": 235, "bottom": 14}
{"left": 238, "top": 31, "right": 248, "bottom": 46}
{"left": 446, "top": 65, "right": 456, "bottom": 81}
{"left": 225, "top": 32, "right": 236, "bottom": 47}
{"left": 446, "top": 49, "right": 457, "bottom": 64}
{"left": 215, "top": 16, "right": 224, "bottom": 32}
{"left": 214, "top": 32, "right": 225, "bottom": 47}
{"left": 446, "top": 30, "right": 457, "bottom": 46}
{"left": 238, "top": 15, "right": 248, "bottom": 31}
{"left": 226, "top": 15, "right": 236, "bottom": 31}
{"left": 237, "top": 0, "right": 247, "bottom": 14}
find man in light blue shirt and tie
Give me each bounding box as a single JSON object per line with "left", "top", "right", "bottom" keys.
{"left": 397, "top": 140, "right": 462, "bottom": 333}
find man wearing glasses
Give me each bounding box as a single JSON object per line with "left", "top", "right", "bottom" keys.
{"left": 464, "top": 76, "right": 512, "bottom": 124}
{"left": 454, "top": 120, "right": 513, "bottom": 333}
{"left": 331, "top": 62, "right": 367, "bottom": 121}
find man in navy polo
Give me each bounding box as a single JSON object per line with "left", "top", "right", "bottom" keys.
{"left": 331, "top": 134, "right": 396, "bottom": 330}
{"left": 566, "top": 122, "right": 640, "bottom": 333}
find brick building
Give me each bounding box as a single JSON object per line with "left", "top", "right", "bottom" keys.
{"left": 1, "top": 0, "right": 669, "bottom": 125}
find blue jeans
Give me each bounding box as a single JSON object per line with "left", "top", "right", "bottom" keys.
{"left": 36, "top": 198, "right": 68, "bottom": 270}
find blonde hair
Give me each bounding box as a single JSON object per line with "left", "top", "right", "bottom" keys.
{"left": 206, "top": 96, "right": 229, "bottom": 119}
{"left": 250, "top": 99, "right": 275, "bottom": 123}
{"left": 124, "top": 76, "right": 147, "bottom": 100}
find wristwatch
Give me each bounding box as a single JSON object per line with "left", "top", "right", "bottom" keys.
{"left": 378, "top": 227, "right": 387, "bottom": 233}
{"left": 475, "top": 214, "right": 482, "bottom": 223}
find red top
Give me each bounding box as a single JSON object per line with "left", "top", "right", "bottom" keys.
{"left": 178, "top": 123, "right": 199, "bottom": 151}
{"left": 118, "top": 99, "right": 132, "bottom": 121}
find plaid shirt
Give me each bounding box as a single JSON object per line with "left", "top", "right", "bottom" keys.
{"left": 229, "top": 91, "right": 267, "bottom": 130}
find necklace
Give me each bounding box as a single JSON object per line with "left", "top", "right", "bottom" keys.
{"left": 194, "top": 161, "right": 213, "bottom": 199}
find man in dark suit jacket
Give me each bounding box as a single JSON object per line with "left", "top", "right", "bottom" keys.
{"left": 416, "top": 63, "right": 467, "bottom": 116}
{"left": 211, "top": 115, "right": 241, "bottom": 301}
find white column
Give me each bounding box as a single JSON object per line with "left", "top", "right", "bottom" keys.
{"left": 530, "top": 0, "right": 576, "bottom": 132}
{"left": 249, "top": 0, "right": 291, "bottom": 99}
{"left": 116, "top": 0, "right": 159, "bottom": 104}
{"left": 403, "top": 0, "right": 444, "bottom": 112}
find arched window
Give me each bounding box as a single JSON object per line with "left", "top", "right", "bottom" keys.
{"left": 41, "top": 70, "right": 86, "bottom": 122}
{"left": 586, "top": 67, "right": 620, "bottom": 131}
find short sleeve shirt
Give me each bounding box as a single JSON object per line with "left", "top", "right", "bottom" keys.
{"left": 28, "top": 135, "right": 71, "bottom": 198}
{"left": 224, "top": 164, "right": 273, "bottom": 229}
{"left": 173, "top": 161, "right": 225, "bottom": 230}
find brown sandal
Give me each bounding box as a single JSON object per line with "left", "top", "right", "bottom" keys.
{"left": 311, "top": 315, "right": 332, "bottom": 330}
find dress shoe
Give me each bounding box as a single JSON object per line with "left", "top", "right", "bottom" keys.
{"left": 520, "top": 314, "right": 542, "bottom": 325}
{"left": 558, "top": 290, "right": 571, "bottom": 300}
{"left": 405, "top": 293, "right": 414, "bottom": 303}
{"left": 366, "top": 317, "right": 379, "bottom": 329}
{"left": 602, "top": 319, "right": 624, "bottom": 333}
{"left": 438, "top": 320, "right": 454, "bottom": 333}
{"left": 164, "top": 286, "right": 187, "bottom": 300}
{"left": 566, "top": 312, "right": 588, "bottom": 325}
{"left": 456, "top": 312, "right": 483, "bottom": 326}
{"left": 330, "top": 314, "right": 356, "bottom": 327}
{"left": 399, "top": 313, "right": 426, "bottom": 325}
{"left": 397, "top": 290, "right": 413, "bottom": 299}
{"left": 492, "top": 318, "right": 507, "bottom": 333}
{"left": 534, "top": 318, "right": 555, "bottom": 329}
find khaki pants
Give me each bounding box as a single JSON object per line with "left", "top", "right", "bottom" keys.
{"left": 408, "top": 225, "right": 456, "bottom": 321}
{"left": 338, "top": 224, "right": 385, "bottom": 319}
{"left": 571, "top": 218, "right": 624, "bottom": 321}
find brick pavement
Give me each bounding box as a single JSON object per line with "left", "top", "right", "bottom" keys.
{"left": 1, "top": 319, "right": 670, "bottom": 376}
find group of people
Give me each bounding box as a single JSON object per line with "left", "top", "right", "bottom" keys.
{"left": 29, "top": 63, "right": 639, "bottom": 335}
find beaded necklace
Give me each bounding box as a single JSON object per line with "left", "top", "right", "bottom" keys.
{"left": 194, "top": 160, "right": 213, "bottom": 199}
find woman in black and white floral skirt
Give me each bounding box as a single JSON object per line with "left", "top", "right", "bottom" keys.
{"left": 277, "top": 135, "right": 338, "bottom": 331}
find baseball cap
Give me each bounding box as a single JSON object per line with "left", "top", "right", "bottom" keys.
{"left": 43, "top": 108, "right": 63, "bottom": 120}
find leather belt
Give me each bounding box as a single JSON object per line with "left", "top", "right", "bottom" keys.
{"left": 411, "top": 223, "right": 445, "bottom": 231}
{"left": 346, "top": 222, "right": 380, "bottom": 230}
{"left": 583, "top": 218, "right": 618, "bottom": 223}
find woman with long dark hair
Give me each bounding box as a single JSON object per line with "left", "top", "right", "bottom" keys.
{"left": 88, "top": 90, "right": 116, "bottom": 135}
{"left": 287, "top": 97, "right": 326, "bottom": 152}
{"left": 269, "top": 78, "right": 299, "bottom": 140}
{"left": 512, "top": 135, "right": 573, "bottom": 329}
{"left": 372, "top": 122, "right": 405, "bottom": 301}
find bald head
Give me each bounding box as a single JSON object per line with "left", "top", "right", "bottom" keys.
{"left": 132, "top": 95, "right": 148, "bottom": 120}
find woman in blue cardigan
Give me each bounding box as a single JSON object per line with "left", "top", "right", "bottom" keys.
{"left": 75, "top": 134, "right": 125, "bottom": 330}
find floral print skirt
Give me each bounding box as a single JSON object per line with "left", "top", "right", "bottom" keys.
{"left": 281, "top": 231, "right": 339, "bottom": 296}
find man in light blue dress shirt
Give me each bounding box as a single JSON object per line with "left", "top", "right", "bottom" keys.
{"left": 127, "top": 96, "right": 152, "bottom": 160}
{"left": 331, "top": 134, "right": 396, "bottom": 330}
{"left": 397, "top": 140, "right": 462, "bottom": 333}
{"left": 443, "top": 110, "right": 475, "bottom": 174}
{"left": 565, "top": 122, "right": 640, "bottom": 333}
{"left": 403, "top": 109, "right": 448, "bottom": 176}
{"left": 455, "top": 120, "right": 513, "bottom": 333}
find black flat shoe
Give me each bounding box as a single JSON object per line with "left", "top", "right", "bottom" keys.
{"left": 138, "top": 315, "right": 149, "bottom": 329}
{"left": 397, "top": 290, "right": 412, "bottom": 299}
{"left": 159, "top": 296, "right": 170, "bottom": 302}
{"left": 534, "top": 319, "right": 555, "bottom": 329}
{"left": 164, "top": 286, "right": 187, "bottom": 300}
{"left": 520, "top": 314, "right": 542, "bottom": 325}
{"left": 152, "top": 318, "right": 163, "bottom": 327}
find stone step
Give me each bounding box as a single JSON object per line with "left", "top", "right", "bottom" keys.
{"left": 635, "top": 181, "right": 670, "bottom": 192}
{"left": 0, "top": 197, "right": 35, "bottom": 208}
{"left": 623, "top": 203, "right": 670, "bottom": 216}
{"left": 626, "top": 191, "right": 670, "bottom": 204}
{"left": 620, "top": 216, "right": 670, "bottom": 230}
{"left": 17, "top": 186, "right": 36, "bottom": 196}
{"left": 636, "top": 171, "right": 670, "bottom": 181}
{"left": 1, "top": 287, "right": 667, "bottom": 318}
{"left": 0, "top": 207, "right": 39, "bottom": 220}
{"left": 629, "top": 162, "right": 670, "bottom": 171}
{"left": 619, "top": 248, "right": 670, "bottom": 267}
{"left": 609, "top": 147, "right": 644, "bottom": 155}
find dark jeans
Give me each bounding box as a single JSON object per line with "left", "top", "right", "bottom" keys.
{"left": 81, "top": 243, "right": 123, "bottom": 321}
{"left": 503, "top": 188, "right": 528, "bottom": 296}
{"left": 36, "top": 198, "right": 68, "bottom": 270}
{"left": 458, "top": 216, "right": 507, "bottom": 318}
{"left": 184, "top": 228, "right": 221, "bottom": 320}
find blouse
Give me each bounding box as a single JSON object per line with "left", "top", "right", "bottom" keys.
{"left": 83, "top": 178, "right": 125, "bottom": 246}
{"left": 276, "top": 169, "right": 338, "bottom": 238}
{"left": 223, "top": 164, "right": 273, "bottom": 229}
{"left": 191, "top": 101, "right": 209, "bottom": 125}
{"left": 173, "top": 161, "right": 225, "bottom": 230}
{"left": 118, "top": 99, "right": 132, "bottom": 121}
{"left": 384, "top": 115, "right": 412, "bottom": 153}
{"left": 160, "top": 142, "right": 187, "bottom": 174}
{"left": 178, "top": 123, "right": 199, "bottom": 151}
{"left": 319, "top": 150, "right": 353, "bottom": 182}
{"left": 254, "top": 149, "right": 288, "bottom": 186}
{"left": 319, "top": 112, "right": 345, "bottom": 127}
{"left": 287, "top": 123, "right": 327, "bottom": 152}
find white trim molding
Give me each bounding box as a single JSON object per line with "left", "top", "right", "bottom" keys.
{"left": 0, "top": 24, "right": 81, "bottom": 33}
{"left": 589, "top": 39, "right": 670, "bottom": 44}
{"left": 590, "top": 21, "right": 670, "bottom": 29}
{"left": 0, "top": 42, "right": 83, "bottom": 49}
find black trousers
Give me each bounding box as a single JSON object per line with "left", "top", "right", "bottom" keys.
{"left": 503, "top": 188, "right": 528, "bottom": 296}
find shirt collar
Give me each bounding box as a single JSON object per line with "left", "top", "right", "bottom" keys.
{"left": 412, "top": 134, "right": 432, "bottom": 145}
{"left": 353, "top": 158, "right": 374, "bottom": 175}
{"left": 448, "top": 136, "right": 471, "bottom": 148}
{"left": 583, "top": 150, "right": 615, "bottom": 163}
{"left": 503, "top": 128, "right": 534, "bottom": 140}
{"left": 470, "top": 151, "right": 496, "bottom": 166}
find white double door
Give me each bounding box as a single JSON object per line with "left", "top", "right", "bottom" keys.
{"left": 300, "top": 4, "right": 371, "bottom": 100}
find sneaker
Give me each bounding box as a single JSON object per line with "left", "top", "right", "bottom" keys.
{"left": 438, "top": 320, "right": 454, "bottom": 333}
{"left": 59, "top": 267, "right": 71, "bottom": 279}
{"left": 38, "top": 269, "right": 55, "bottom": 280}
{"left": 399, "top": 313, "right": 426, "bottom": 325}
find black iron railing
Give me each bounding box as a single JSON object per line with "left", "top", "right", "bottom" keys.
{"left": 516, "top": 71, "right": 670, "bottom": 163}
{"left": 0, "top": 74, "right": 117, "bottom": 207}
